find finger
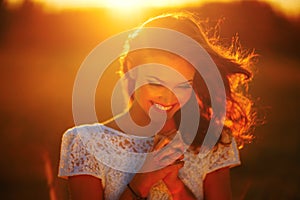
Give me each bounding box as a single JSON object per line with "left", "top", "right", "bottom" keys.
{"left": 154, "top": 133, "right": 185, "bottom": 152}
{"left": 177, "top": 154, "right": 184, "bottom": 161}
{"left": 153, "top": 136, "right": 171, "bottom": 151}
{"left": 173, "top": 159, "right": 185, "bottom": 166}
{"left": 154, "top": 139, "right": 185, "bottom": 158}
{"left": 155, "top": 146, "right": 183, "bottom": 161}
{"left": 167, "top": 139, "right": 185, "bottom": 152}
{"left": 155, "top": 151, "right": 184, "bottom": 167}
{"left": 161, "top": 152, "right": 184, "bottom": 165}
{"left": 153, "top": 129, "right": 178, "bottom": 149}
{"left": 152, "top": 160, "right": 184, "bottom": 181}
{"left": 164, "top": 160, "right": 184, "bottom": 172}
{"left": 161, "top": 129, "right": 177, "bottom": 138}
{"left": 159, "top": 158, "right": 179, "bottom": 167}
{"left": 152, "top": 134, "right": 164, "bottom": 149}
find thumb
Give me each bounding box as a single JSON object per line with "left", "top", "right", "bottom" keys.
{"left": 163, "top": 160, "right": 184, "bottom": 174}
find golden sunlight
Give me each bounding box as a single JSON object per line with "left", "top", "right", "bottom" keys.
{"left": 5, "top": 0, "right": 300, "bottom": 16}
{"left": 262, "top": 0, "right": 300, "bottom": 17}
{"left": 26, "top": 0, "right": 203, "bottom": 9}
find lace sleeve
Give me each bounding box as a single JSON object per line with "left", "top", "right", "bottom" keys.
{"left": 204, "top": 138, "right": 241, "bottom": 177}
{"left": 58, "top": 128, "right": 106, "bottom": 186}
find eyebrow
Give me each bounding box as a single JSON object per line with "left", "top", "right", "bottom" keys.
{"left": 146, "top": 76, "right": 193, "bottom": 84}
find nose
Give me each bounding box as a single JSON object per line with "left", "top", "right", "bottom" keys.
{"left": 158, "top": 88, "right": 177, "bottom": 105}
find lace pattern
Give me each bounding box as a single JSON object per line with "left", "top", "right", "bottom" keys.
{"left": 58, "top": 123, "right": 240, "bottom": 200}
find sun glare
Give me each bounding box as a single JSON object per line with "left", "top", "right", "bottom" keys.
{"left": 102, "top": 0, "right": 156, "bottom": 8}
{"left": 5, "top": 0, "right": 300, "bottom": 16}
{"left": 27, "top": 0, "right": 201, "bottom": 10}
{"left": 261, "top": 0, "right": 300, "bottom": 17}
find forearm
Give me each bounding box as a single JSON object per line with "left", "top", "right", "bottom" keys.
{"left": 119, "top": 176, "right": 150, "bottom": 200}
{"left": 165, "top": 178, "right": 196, "bottom": 200}
{"left": 119, "top": 187, "right": 141, "bottom": 200}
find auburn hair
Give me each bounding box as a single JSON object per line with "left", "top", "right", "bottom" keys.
{"left": 119, "top": 11, "right": 258, "bottom": 150}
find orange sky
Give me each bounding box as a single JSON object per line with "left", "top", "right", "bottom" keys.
{"left": 6, "top": 0, "right": 300, "bottom": 17}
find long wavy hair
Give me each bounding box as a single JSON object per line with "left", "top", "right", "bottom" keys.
{"left": 119, "top": 11, "right": 258, "bottom": 150}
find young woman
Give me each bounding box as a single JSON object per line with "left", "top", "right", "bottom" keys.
{"left": 59, "top": 12, "right": 257, "bottom": 200}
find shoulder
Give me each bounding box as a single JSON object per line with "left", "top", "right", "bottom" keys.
{"left": 63, "top": 123, "right": 104, "bottom": 136}
{"left": 60, "top": 122, "right": 154, "bottom": 173}
{"left": 59, "top": 123, "right": 108, "bottom": 155}
{"left": 60, "top": 124, "right": 101, "bottom": 148}
{"left": 58, "top": 123, "right": 108, "bottom": 180}
{"left": 204, "top": 138, "right": 241, "bottom": 177}
{"left": 60, "top": 122, "right": 154, "bottom": 155}
{"left": 61, "top": 123, "right": 124, "bottom": 141}
{"left": 60, "top": 123, "right": 123, "bottom": 156}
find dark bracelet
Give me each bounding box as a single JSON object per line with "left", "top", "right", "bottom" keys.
{"left": 127, "top": 183, "right": 147, "bottom": 200}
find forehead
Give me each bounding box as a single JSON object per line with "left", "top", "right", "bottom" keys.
{"left": 129, "top": 50, "right": 195, "bottom": 81}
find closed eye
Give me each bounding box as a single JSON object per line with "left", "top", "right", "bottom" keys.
{"left": 147, "top": 79, "right": 163, "bottom": 87}
{"left": 177, "top": 84, "right": 192, "bottom": 89}
{"left": 149, "top": 83, "right": 162, "bottom": 86}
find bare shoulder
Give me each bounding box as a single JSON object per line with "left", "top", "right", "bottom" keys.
{"left": 101, "top": 112, "right": 128, "bottom": 133}
{"left": 102, "top": 117, "right": 118, "bottom": 129}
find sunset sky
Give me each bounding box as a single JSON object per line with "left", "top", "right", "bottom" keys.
{"left": 6, "top": 0, "right": 300, "bottom": 17}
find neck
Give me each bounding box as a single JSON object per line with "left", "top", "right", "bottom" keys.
{"left": 128, "top": 101, "right": 151, "bottom": 126}
{"left": 158, "top": 118, "right": 177, "bottom": 134}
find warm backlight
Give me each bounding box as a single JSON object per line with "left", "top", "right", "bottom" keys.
{"left": 17, "top": 0, "right": 202, "bottom": 9}
{"left": 5, "top": 0, "right": 300, "bottom": 17}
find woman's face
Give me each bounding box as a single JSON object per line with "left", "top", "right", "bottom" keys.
{"left": 129, "top": 52, "right": 196, "bottom": 120}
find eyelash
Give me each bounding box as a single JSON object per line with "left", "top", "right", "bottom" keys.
{"left": 147, "top": 81, "right": 191, "bottom": 89}
{"left": 178, "top": 84, "right": 191, "bottom": 89}
{"left": 148, "top": 82, "right": 163, "bottom": 87}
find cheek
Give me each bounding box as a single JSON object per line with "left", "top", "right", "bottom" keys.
{"left": 139, "top": 85, "right": 165, "bottom": 98}
{"left": 134, "top": 86, "right": 153, "bottom": 103}
{"left": 174, "top": 89, "right": 193, "bottom": 107}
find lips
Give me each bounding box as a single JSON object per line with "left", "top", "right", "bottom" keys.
{"left": 152, "top": 102, "right": 174, "bottom": 111}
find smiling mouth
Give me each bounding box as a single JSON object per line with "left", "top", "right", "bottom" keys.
{"left": 152, "top": 102, "right": 173, "bottom": 111}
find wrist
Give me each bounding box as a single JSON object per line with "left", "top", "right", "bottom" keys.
{"left": 129, "top": 177, "right": 151, "bottom": 197}
{"left": 166, "top": 178, "right": 196, "bottom": 200}
{"left": 165, "top": 178, "right": 185, "bottom": 194}
{"left": 127, "top": 183, "right": 147, "bottom": 200}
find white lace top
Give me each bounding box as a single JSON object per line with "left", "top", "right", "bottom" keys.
{"left": 58, "top": 123, "right": 240, "bottom": 200}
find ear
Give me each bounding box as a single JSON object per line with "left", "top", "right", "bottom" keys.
{"left": 125, "top": 58, "right": 138, "bottom": 80}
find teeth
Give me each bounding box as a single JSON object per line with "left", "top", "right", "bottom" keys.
{"left": 154, "top": 103, "right": 172, "bottom": 111}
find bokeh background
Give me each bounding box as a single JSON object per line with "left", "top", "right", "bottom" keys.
{"left": 0, "top": 0, "right": 299, "bottom": 199}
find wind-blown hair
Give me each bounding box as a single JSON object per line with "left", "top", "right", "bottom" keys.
{"left": 119, "top": 11, "right": 258, "bottom": 150}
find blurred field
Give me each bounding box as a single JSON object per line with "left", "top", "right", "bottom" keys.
{"left": 0, "top": 1, "right": 300, "bottom": 199}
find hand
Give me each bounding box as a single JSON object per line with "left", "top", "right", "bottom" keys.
{"left": 152, "top": 129, "right": 186, "bottom": 167}
{"left": 129, "top": 160, "right": 184, "bottom": 197}
{"left": 163, "top": 164, "right": 185, "bottom": 196}
{"left": 129, "top": 130, "right": 186, "bottom": 197}
{"left": 152, "top": 130, "right": 187, "bottom": 197}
